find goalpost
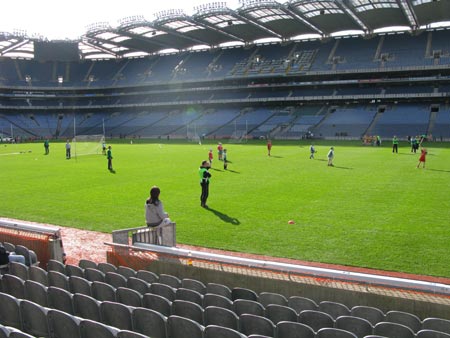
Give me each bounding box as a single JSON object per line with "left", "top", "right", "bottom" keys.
{"left": 71, "top": 116, "right": 105, "bottom": 158}
{"left": 72, "top": 134, "right": 105, "bottom": 157}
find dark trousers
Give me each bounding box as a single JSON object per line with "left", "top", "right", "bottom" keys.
{"left": 392, "top": 144, "right": 398, "bottom": 153}
{"left": 108, "top": 158, "right": 113, "bottom": 170}
{"left": 200, "top": 181, "right": 209, "bottom": 206}
{"left": 66, "top": 149, "right": 71, "bottom": 159}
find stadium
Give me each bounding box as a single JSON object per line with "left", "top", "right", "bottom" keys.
{"left": 1, "top": 0, "right": 450, "bottom": 337}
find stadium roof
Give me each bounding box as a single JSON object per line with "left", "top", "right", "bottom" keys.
{"left": 1, "top": 0, "right": 449, "bottom": 59}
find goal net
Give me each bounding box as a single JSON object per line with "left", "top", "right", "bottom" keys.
{"left": 72, "top": 134, "right": 105, "bottom": 157}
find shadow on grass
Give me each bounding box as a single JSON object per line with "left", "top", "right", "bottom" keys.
{"left": 269, "top": 155, "right": 283, "bottom": 158}
{"left": 225, "top": 169, "right": 240, "bottom": 174}
{"left": 210, "top": 168, "right": 224, "bottom": 172}
{"left": 109, "top": 169, "right": 116, "bottom": 174}
{"left": 205, "top": 207, "right": 240, "bottom": 225}
{"left": 333, "top": 165, "right": 353, "bottom": 170}
{"left": 427, "top": 168, "right": 450, "bottom": 173}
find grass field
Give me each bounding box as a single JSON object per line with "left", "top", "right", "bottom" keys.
{"left": 0, "top": 139, "right": 449, "bottom": 278}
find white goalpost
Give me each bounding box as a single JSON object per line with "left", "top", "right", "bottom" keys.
{"left": 71, "top": 116, "right": 105, "bottom": 158}
{"left": 72, "top": 134, "right": 105, "bottom": 157}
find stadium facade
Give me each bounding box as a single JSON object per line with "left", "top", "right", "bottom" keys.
{"left": 0, "top": 0, "right": 449, "bottom": 141}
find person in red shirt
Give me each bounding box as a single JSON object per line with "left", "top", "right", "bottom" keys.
{"left": 217, "top": 142, "right": 223, "bottom": 161}
{"left": 417, "top": 147, "right": 427, "bottom": 169}
{"left": 267, "top": 139, "right": 272, "bottom": 156}
{"left": 208, "top": 149, "right": 213, "bottom": 165}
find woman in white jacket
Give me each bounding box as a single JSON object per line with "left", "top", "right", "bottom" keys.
{"left": 145, "top": 186, "right": 170, "bottom": 227}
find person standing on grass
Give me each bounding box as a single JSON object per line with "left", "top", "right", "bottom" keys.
{"left": 417, "top": 147, "right": 427, "bottom": 169}
{"left": 267, "top": 139, "right": 272, "bottom": 156}
{"left": 199, "top": 160, "right": 212, "bottom": 208}
{"left": 44, "top": 139, "right": 50, "bottom": 155}
{"left": 310, "top": 144, "right": 316, "bottom": 159}
{"left": 392, "top": 135, "right": 399, "bottom": 153}
{"left": 145, "top": 186, "right": 170, "bottom": 227}
{"left": 65, "top": 140, "right": 71, "bottom": 159}
{"left": 217, "top": 142, "right": 223, "bottom": 161}
{"left": 208, "top": 149, "right": 213, "bottom": 166}
{"left": 327, "top": 147, "right": 334, "bottom": 166}
{"left": 223, "top": 149, "right": 228, "bottom": 170}
{"left": 107, "top": 145, "right": 113, "bottom": 171}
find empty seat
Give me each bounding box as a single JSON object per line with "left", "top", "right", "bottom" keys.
{"left": 24, "top": 280, "right": 48, "bottom": 307}
{"left": 3, "top": 242, "right": 15, "bottom": 252}
{"left": 422, "top": 318, "right": 450, "bottom": 335}
{"left": 172, "top": 299, "right": 204, "bottom": 325}
{"left": 117, "top": 330, "right": 149, "bottom": 338}
{"left": 116, "top": 266, "right": 136, "bottom": 279}
{"left": 182, "top": 278, "right": 206, "bottom": 294}
{"left": 204, "top": 306, "right": 239, "bottom": 331}
{"left": 69, "top": 275, "right": 92, "bottom": 296}
{"left": 204, "top": 293, "right": 233, "bottom": 310}
{"left": 9, "top": 262, "right": 28, "bottom": 281}
{"left": 265, "top": 304, "right": 298, "bottom": 324}
{"left": 385, "top": 310, "right": 422, "bottom": 333}
{"left": 176, "top": 287, "right": 204, "bottom": 306}
{"left": 65, "top": 264, "right": 85, "bottom": 278}
{"left": 116, "top": 287, "right": 143, "bottom": 307}
{"left": 239, "top": 313, "right": 275, "bottom": 337}
{"left": 232, "top": 287, "right": 258, "bottom": 301}
{"left": 136, "top": 270, "right": 159, "bottom": 283}
{"left": 276, "top": 321, "right": 315, "bottom": 338}
{"left": 84, "top": 268, "right": 105, "bottom": 282}
{"left": 97, "top": 262, "right": 117, "bottom": 274}
{"left": 132, "top": 307, "right": 167, "bottom": 338}
{"left": 79, "top": 319, "right": 119, "bottom": 338}
{"left": 2, "top": 274, "right": 25, "bottom": 299}
{"left": 205, "top": 325, "right": 247, "bottom": 338}
{"left": 159, "top": 273, "right": 181, "bottom": 288}
{"left": 233, "top": 299, "right": 265, "bottom": 316}
{"left": 0, "top": 292, "right": 22, "bottom": 329}
{"left": 9, "top": 331, "right": 36, "bottom": 338}
{"left": 78, "top": 259, "right": 97, "bottom": 270}
{"left": 298, "top": 310, "right": 334, "bottom": 332}
{"left": 29, "top": 266, "right": 49, "bottom": 286}
{"left": 259, "top": 292, "right": 288, "bottom": 307}
{"left": 417, "top": 330, "right": 450, "bottom": 338}
{"left": 127, "top": 276, "right": 150, "bottom": 295}
{"left": 335, "top": 316, "right": 373, "bottom": 338}
{"left": 20, "top": 299, "right": 49, "bottom": 337}
{"left": 316, "top": 327, "right": 358, "bottom": 338}
{"left": 150, "top": 282, "right": 176, "bottom": 301}
{"left": 47, "top": 259, "right": 66, "bottom": 274}
{"left": 100, "top": 301, "right": 133, "bottom": 330}
{"left": 73, "top": 293, "right": 102, "bottom": 322}
{"left": 105, "top": 271, "right": 127, "bottom": 288}
{"left": 288, "top": 296, "right": 318, "bottom": 314}
{"left": 48, "top": 286, "right": 75, "bottom": 314}
{"left": 319, "top": 301, "right": 351, "bottom": 320}
{"left": 0, "top": 325, "right": 10, "bottom": 338}
{"left": 374, "top": 321, "right": 415, "bottom": 338}
{"left": 48, "top": 270, "right": 69, "bottom": 291}
{"left": 351, "top": 305, "right": 385, "bottom": 326}
{"left": 168, "top": 315, "right": 204, "bottom": 338}
{"left": 47, "top": 309, "right": 81, "bottom": 338}
{"left": 91, "top": 281, "right": 116, "bottom": 302}
{"left": 143, "top": 293, "right": 172, "bottom": 317}
{"left": 206, "top": 282, "right": 232, "bottom": 299}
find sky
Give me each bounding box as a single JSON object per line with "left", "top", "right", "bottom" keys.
{"left": 0, "top": 0, "right": 245, "bottom": 40}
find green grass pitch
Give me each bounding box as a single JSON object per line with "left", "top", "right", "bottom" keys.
{"left": 0, "top": 139, "right": 449, "bottom": 278}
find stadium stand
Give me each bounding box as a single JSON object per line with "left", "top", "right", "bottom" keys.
{"left": 1, "top": 28, "right": 450, "bottom": 141}
{"left": 1, "top": 253, "right": 450, "bottom": 338}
